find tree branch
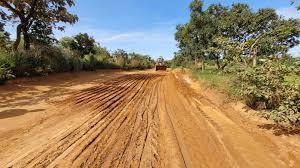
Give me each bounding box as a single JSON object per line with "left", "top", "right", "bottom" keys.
{"left": 25, "top": 0, "right": 39, "bottom": 21}
{"left": 0, "top": 0, "right": 19, "bottom": 15}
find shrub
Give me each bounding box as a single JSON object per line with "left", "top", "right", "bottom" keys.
{"left": 11, "top": 49, "right": 46, "bottom": 76}
{"left": 0, "top": 66, "right": 14, "bottom": 84}
{"left": 271, "top": 85, "right": 300, "bottom": 125}
{"left": 34, "top": 45, "right": 71, "bottom": 73}
{"left": 234, "top": 60, "right": 300, "bottom": 125}
{"left": 83, "top": 53, "right": 96, "bottom": 71}
{"left": 68, "top": 56, "right": 83, "bottom": 72}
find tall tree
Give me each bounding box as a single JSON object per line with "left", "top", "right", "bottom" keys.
{"left": 175, "top": 0, "right": 209, "bottom": 70}
{"left": 175, "top": 1, "right": 300, "bottom": 69}
{"left": 69, "top": 33, "right": 96, "bottom": 57}
{"left": 0, "top": 0, "right": 78, "bottom": 50}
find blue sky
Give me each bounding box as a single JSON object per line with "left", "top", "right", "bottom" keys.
{"left": 7, "top": 0, "right": 300, "bottom": 59}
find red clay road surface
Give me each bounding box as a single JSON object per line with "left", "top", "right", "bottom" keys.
{"left": 0, "top": 70, "right": 300, "bottom": 168}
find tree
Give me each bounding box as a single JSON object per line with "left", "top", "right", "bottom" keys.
{"left": 29, "top": 19, "right": 57, "bottom": 46}
{"left": 0, "top": 0, "right": 78, "bottom": 50}
{"left": 94, "top": 45, "right": 112, "bottom": 63}
{"left": 59, "top": 36, "right": 74, "bottom": 49}
{"left": 112, "top": 49, "right": 128, "bottom": 68}
{"left": 69, "top": 33, "right": 96, "bottom": 57}
{"left": 174, "top": 1, "right": 300, "bottom": 69}
{"left": 204, "top": 4, "right": 227, "bottom": 69}
{"left": 127, "top": 52, "right": 154, "bottom": 69}
{"left": 176, "top": 1, "right": 228, "bottom": 70}
{"left": 291, "top": 0, "right": 300, "bottom": 10}
{"left": 175, "top": 0, "right": 208, "bottom": 71}
{"left": 0, "top": 22, "right": 10, "bottom": 49}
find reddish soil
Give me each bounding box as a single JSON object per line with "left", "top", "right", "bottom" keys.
{"left": 0, "top": 69, "right": 300, "bottom": 168}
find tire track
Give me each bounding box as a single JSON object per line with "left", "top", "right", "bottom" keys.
{"left": 1, "top": 71, "right": 299, "bottom": 168}
{"left": 3, "top": 73, "right": 164, "bottom": 168}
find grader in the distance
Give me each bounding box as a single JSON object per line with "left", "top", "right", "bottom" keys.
{"left": 155, "top": 57, "right": 167, "bottom": 71}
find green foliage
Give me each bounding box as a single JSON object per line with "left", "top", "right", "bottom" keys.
{"left": 60, "top": 37, "right": 74, "bottom": 49}
{"left": 35, "top": 45, "right": 71, "bottom": 73}
{"left": 234, "top": 60, "right": 300, "bottom": 125}
{"left": 0, "top": 50, "right": 15, "bottom": 84}
{"left": 175, "top": 1, "right": 300, "bottom": 69}
{"left": 0, "top": 34, "right": 155, "bottom": 84}
{"left": 68, "top": 33, "right": 96, "bottom": 57}
{"left": 69, "top": 56, "right": 83, "bottom": 72}
{"left": 83, "top": 53, "right": 97, "bottom": 71}
{"left": 0, "top": 67, "right": 13, "bottom": 84}
{"left": 112, "top": 49, "right": 129, "bottom": 68}
{"left": 174, "top": 1, "right": 300, "bottom": 126}
{"left": 128, "top": 53, "right": 154, "bottom": 69}
{"left": 0, "top": 0, "right": 78, "bottom": 50}
{"left": 0, "top": 23, "right": 10, "bottom": 50}
{"left": 286, "top": 76, "right": 300, "bottom": 85}
{"left": 271, "top": 85, "right": 300, "bottom": 125}
{"left": 192, "top": 68, "right": 231, "bottom": 90}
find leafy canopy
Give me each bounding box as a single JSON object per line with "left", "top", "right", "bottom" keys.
{"left": 0, "top": 0, "right": 78, "bottom": 50}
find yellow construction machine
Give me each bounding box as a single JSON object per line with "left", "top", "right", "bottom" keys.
{"left": 155, "top": 56, "right": 167, "bottom": 71}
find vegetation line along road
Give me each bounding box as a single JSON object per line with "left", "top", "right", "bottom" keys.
{"left": 173, "top": 0, "right": 300, "bottom": 126}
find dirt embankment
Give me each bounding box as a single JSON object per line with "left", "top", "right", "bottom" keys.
{"left": 0, "top": 69, "right": 300, "bottom": 168}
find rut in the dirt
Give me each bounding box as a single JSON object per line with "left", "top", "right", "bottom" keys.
{"left": 2, "top": 72, "right": 300, "bottom": 168}
{"left": 3, "top": 74, "right": 163, "bottom": 168}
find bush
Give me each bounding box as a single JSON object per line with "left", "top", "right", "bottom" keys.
{"left": 271, "top": 85, "right": 300, "bottom": 125}
{"left": 0, "top": 66, "right": 14, "bottom": 84}
{"left": 0, "top": 43, "right": 154, "bottom": 84}
{"left": 10, "top": 49, "right": 47, "bottom": 76}
{"left": 128, "top": 54, "right": 154, "bottom": 70}
{"left": 234, "top": 60, "right": 300, "bottom": 125}
{"left": 83, "top": 53, "right": 96, "bottom": 71}
{"left": 0, "top": 50, "right": 14, "bottom": 84}
{"left": 35, "top": 45, "right": 71, "bottom": 73}
{"left": 69, "top": 56, "right": 83, "bottom": 72}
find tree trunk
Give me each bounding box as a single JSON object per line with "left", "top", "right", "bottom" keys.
{"left": 201, "top": 59, "right": 205, "bottom": 72}
{"left": 13, "top": 24, "right": 22, "bottom": 51}
{"left": 215, "top": 56, "right": 220, "bottom": 69}
{"left": 23, "top": 27, "right": 30, "bottom": 50}
{"left": 252, "top": 47, "right": 257, "bottom": 67}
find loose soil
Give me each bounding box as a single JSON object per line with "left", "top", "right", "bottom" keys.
{"left": 0, "top": 69, "right": 300, "bottom": 168}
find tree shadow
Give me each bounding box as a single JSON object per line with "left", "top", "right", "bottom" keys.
{"left": 0, "top": 109, "right": 45, "bottom": 119}
{"left": 258, "top": 124, "right": 300, "bottom": 136}
{"left": 0, "top": 71, "right": 164, "bottom": 109}
{"left": 0, "top": 70, "right": 124, "bottom": 108}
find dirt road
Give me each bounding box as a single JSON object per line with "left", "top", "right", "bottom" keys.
{"left": 0, "top": 70, "right": 300, "bottom": 168}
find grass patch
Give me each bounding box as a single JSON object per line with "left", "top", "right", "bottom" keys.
{"left": 191, "top": 68, "right": 233, "bottom": 92}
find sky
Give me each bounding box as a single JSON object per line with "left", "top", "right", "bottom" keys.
{"left": 6, "top": 0, "right": 300, "bottom": 59}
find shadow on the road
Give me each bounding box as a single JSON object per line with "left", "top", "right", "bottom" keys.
{"left": 258, "top": 124, "right": 300, "bottom": 136}
{"left": 0, "top": 109, "right": 45, "bottom": 119}
{"left": 0, "top": 70, "right": 123, "bottom": 109}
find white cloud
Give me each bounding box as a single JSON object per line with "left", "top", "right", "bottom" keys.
{"left": 276, "top": 7, "right": 300, "bottom": 19}
{"left": 102, "top": 32, "right": 145, "bottom": 42}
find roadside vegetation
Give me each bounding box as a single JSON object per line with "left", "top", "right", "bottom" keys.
{"left": 173, "top": 0, "right": 300, "bottom": 126}
{"left": 0, "top": 1, "right": 154, "bottom": 84}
